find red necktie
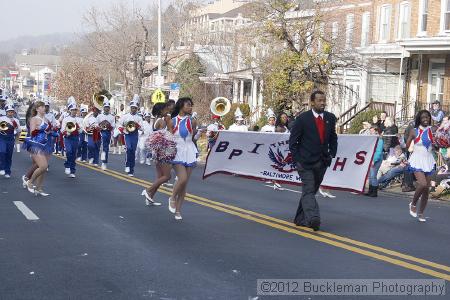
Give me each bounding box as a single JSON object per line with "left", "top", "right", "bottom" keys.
{"left": 316, "top": 115, "right": 325, "bottom": 144}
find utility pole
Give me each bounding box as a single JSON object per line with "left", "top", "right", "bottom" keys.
{"left": 157, "top": 0, "right": 162, "bottom": 80}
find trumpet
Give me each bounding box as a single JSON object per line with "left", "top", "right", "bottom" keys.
{"left": 210, "top": 97, "right": 231, "bottom": 117}
{"left": 126, "top": 121, "right": 136, "bottom": 133}
{"left": 65, "top": 122, "right": 77, "bottom": 133}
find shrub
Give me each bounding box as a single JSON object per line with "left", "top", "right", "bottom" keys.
{"left": 347, "top": 110, "right": 382, "bottom": 134}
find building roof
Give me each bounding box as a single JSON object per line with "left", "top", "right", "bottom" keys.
{"left": 15, "top": 54, "right": 61, "bottom": 67}
{"left": 193, "top": 0, "right": 252, "bottom": 17}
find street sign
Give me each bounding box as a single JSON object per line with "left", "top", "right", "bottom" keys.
{"left": 151, "top": 88, "right": 166, "bottom": 104}
{"left": 154, "top": 75, "right": 164, "bottom": 87}
{"left": 169, "top": 82, "right": 181, "bottom": 101}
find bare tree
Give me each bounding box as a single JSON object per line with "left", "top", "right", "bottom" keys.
{"left": 81, "top": 0, "right": 194, "bottom": 98}
{"left": 248, "top": 0, "right": 363, "bottom": 114}
{"left": 52, "top": 51, "right": 102, "bottom": 105}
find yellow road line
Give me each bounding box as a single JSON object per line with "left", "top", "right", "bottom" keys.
{"left": 85, "top": 162, "right": 450, "bottom": 274}
{"left": 53, "top": 155, "right": 450, "bottom": 280}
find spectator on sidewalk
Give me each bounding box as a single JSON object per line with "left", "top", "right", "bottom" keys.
{"left": 359, "top": 121, "right": 371, "bottom": 135}
{"left": 365, "top": 125, "right": 384, "bottom": 197}
{"left": 378, "top": 146, "right": 408, "bottom": 189}
{"left": 431, "top": 101, "right": 445, "bottom": 126}
{"left": 377, "top": 111, "right": 387, "bottom": 132}
{"left": 383, "top": 117, "right": 399, "bottom": 154}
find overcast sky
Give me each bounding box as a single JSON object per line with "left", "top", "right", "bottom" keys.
{"left": 0, "top": 0, "right": 163, "bottom": 41}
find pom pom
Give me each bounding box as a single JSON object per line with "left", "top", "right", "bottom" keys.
{"left": 145, "top": 131, "right": 177, "bottom": 162}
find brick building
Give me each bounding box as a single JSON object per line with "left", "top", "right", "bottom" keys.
{"left": 350, "top": 0, "right": 450, "bottom": 120}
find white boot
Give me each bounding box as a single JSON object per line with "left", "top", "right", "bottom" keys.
{"left": 112, "top": 147, "right": 117, "bottom": 154}
{"left": 118, "top": 146, "right": 122, "bottom": 155}
{"left": 101, "top": 151, "right": 106, "bottom": 161}
{"left": 145, "top": 158, "right": 151, "bottom": 166}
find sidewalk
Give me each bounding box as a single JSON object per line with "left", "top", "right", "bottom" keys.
{"left": 380, "top": 185, "right": 450, "bottom": 203}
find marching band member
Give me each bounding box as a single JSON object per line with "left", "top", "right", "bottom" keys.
{"left": 0, "top": 94, "right": 8, "bottom": 116}
{"left": 206, "top": 115, "right": 224, "bottom": 151}
{"left": 137, "top": 111, "right": 153, "bottom": 165}
{"left": 112, "top": 115, "right": 123, "bottom": 155}
{"left": 57, "top": 97, "right": 76, "bottom": 156}
{"left": 260, "top": 109, "right": 276, "bottom": 132}
{"left": 77, "top": 106, "right": 88, "bottom": 162}
{"left": 228, "top": 108, "right": 248, "bottom": 132}
{"left": 61, "top": 103, "right": 81, "bottom": 178}
{"left": 44, "top": 99, "right": 59, "bottom": 156}
{"left": 23, "top": 101, "right": 51, "bottom": 196}
{"left": 97, "top": 100, "right": 115, "bottom": 170}
{"left": 85, "top": 108, "right": 101, "bottom": 166}
{"left": 118, "top": 96, "right": 142, "bottom": 176}
{"left": 0, "top": 104, "right": 20, "bottom": 178}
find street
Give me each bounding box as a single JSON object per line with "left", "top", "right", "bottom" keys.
{"left": 1, "top": 152, "right": 450, "bottom": 300}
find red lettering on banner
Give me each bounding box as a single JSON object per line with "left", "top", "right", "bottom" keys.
{"left": 354, "top": 151, "right": 367, "bottom": 165}
{"left": 333, "top": 157, "right": 347, "bottom": 171}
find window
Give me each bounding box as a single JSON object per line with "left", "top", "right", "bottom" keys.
{"left": 429, "top": 62, "right": 445, "bottom": 102}
{"left": 417, "top": 0, "right": 428, "bottom": 34}
{"left": 378, "top": 5, "right": 391, "bottom": 42}
{"left": 398, "top": 2, "right": 411, "bottom": 39}
{"left": 346, "top": 14, "right": 354, "bottom": 49}
{"left": 361, "top": 12, "right": 371, "bottom": 46}
{"left": 430, "top": 74, "right": 444, "bottom": 101}
{"left": 444, "top": 0, "right": 450, "bottom": 31}
{"left": 332, "top": 22, "right": 339, "bottom": 40}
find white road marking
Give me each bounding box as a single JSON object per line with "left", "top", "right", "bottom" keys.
{"left": 263, "top": 184, "right": 302, "bottom": 194}
{"left": 13, "top": 201, "right": 39, "bottom": 221}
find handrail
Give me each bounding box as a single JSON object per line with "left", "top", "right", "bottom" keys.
{"left": 339, "top": 102, "right": 372, "bottom": 128}
{"left": 337, "top": 103, "right": 358, "bottom": 121}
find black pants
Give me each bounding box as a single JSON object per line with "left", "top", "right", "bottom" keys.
{"left": 294, "top": 161, "right": 327, "bottom": 227}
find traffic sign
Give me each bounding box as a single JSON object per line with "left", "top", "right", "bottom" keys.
{"left": 169, "top": 83, "right": 180, "bottom": 101}
{"left": 154, "top": 75, "right": 164, "bottom": 87}
{"left": 151, "top": 88, "right": 166, "bottom": 103}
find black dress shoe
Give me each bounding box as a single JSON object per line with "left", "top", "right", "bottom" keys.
{"left": 310, "top": 217, "right": 320, "bottom": 231}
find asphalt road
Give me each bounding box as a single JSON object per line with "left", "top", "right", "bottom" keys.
{"left": 1, "top": 151, "right": 449, "bottom": 300}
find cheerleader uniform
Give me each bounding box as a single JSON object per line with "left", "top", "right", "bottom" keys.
{"left": 408, "top": 126, "right": 436, "bottom": 175}
{"left": 171, "top": 115, "right": 198, "bottom": 167}
{"left": 23, "top": 117, "right": 52, "bottom": 155}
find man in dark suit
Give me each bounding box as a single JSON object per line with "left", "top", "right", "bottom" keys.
{"left": 288, "top": 90, "right": 338, "bottom": 231}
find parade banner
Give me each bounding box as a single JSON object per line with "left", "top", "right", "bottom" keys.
{"left": 203, "top": 132, "right": 379, "bottom": 193}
